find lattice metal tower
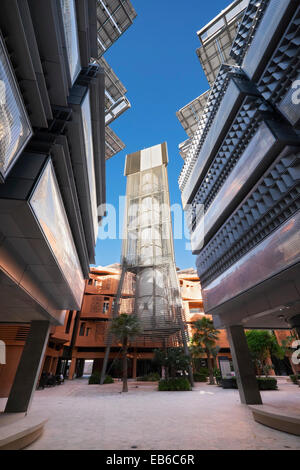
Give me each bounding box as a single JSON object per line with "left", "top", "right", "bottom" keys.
{"left": 100, "top": 143, "right": 193, "bottom": 384}
{"left": 122, "top": 142, "right": 189, "bottom": 347}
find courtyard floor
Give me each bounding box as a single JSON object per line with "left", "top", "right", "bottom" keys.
{"left": 1, "top": 378, "right": 300, "bottom": 450}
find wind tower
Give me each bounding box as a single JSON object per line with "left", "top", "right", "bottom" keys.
{"left": 101, "top": 143, "right": 193, "bottom": 384}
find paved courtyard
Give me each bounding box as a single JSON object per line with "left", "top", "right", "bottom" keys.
{"left": 1, "top": 378, "right": 300, "bottom": 450}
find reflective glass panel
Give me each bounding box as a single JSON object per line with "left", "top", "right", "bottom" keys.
{"left": 0, "top": 37, "right": 32, "bottom": 179}
{"left": 29, "top": 160, "right": 85, "bottom": 307}
{"left": 60, "top": 0, "right": 81, "bottom": 84}
{"left": 82, "top": 90, "right": 99, "bottom": 241}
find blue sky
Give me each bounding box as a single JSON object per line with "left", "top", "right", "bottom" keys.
{"left": 94, "top": 0, "right": 232, "bottom": 269}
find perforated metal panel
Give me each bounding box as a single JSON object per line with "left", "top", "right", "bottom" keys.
{"left": 105, "top": 126, "right": 125, "bottom": 160}
{"left": 96, "top": 0, "right": 137, "bottom": 57}
{"left": 121, "top": 143, "right": 188, "bottom": 345}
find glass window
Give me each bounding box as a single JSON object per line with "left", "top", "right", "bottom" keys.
{"left": 79, "top": 322, "right": 85, "bottom": 336}
{"left": 29, "top": 160, "right": 85, "bottom": 307}
{"left": 65, "top": 311, "right": 73, "bottom": 334}
{"left": 189, "top": 308, "right": 204, "bottom": 314}
{"left": 0, "top": 37, "right": 32, "bottom": 180}
{"left": 60, "top": 0, "right": 81, "bottom": 84}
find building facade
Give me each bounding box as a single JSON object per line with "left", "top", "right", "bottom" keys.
{"left": 178, "top": 0, "right": 300, "bottom": 404}
{"left": 0, "top": 0, "right": 136, "bottom": 414}
{"left": 52, "top": 266, "right": 233, "bottom": 381}
{"left": 176, "top": 0, "right": 248, "bottom": 160}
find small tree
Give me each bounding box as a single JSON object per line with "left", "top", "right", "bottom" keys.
{"left": 245, "top": 330, "right": 286, "bottom": 376}
{"left": 110, "top": 314, "right": 142, "bottom": 392}
{"left": 190, "top": 317, "right": 220, "bottom": 385}
{"left": 152, "top": 348, "right": 191, "bottom": 379}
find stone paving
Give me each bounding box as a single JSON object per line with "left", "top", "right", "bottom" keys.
{"left": 1, "top": 378, "right": 300, "bottom": 450}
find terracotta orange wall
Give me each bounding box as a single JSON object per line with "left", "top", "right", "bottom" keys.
{"left": 187, "top": 312, "right": 230, "bottom": 350}
{"left": 51, "top": 310, "right": 76, "bottom": 344}
{"left": 0, "top": 344, "right": 24, "bottom": 398}
{"left": 179, "top": 276, "right": 203, "bottom": 302}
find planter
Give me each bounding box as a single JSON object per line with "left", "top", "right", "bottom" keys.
{"left": 221, "top": 376, "right": 278, "bottom": 390}
{"left": 221, "top": 378, "right": 237, "bottom": 389}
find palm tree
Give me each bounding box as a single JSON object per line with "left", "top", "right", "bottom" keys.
{"left": 110, "top": 314, "right": 142, "bottom": 392}
{"left": 191, "top": 317, "right": 220, "bottom": 385}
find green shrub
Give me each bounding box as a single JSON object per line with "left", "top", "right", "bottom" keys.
{"left": 146, "top": 372, "right": 160, "bottom": 381}
{"left": 214, "top": 368, "right": 222, "bottom": 384}
{"left": 197, "top": 367, "right": 209, "bottom": 377}
{"left": 103, "top": 375, "right": 114, "bottom": 384}
{"left": 158, "top": 378, "right": 191, "bottom": 391}
{"left": 193, "top": 372, "right": 207, "bottom": 382}
{"left": 88, "top": 372, "right": 114, "bottom": 385}
{"left": 222, "top": 376, "right": 278, "bottom": 390}
{"left": 221, "top": 377, "right": 238, "bottom": 389}
{"left": 88, "top": 371, "right": 100, "bottom": 384}
{"left": 257, "top": 377, "right": 277, "bottom": 390}
{"left": 290, "top": 374, "right": 300, "bottom": 384}
{"left": 138, "top": 372, "right": 160, "bottom": 382}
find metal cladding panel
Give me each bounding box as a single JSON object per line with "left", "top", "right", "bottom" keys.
{"left": 181, "top": 79, "right": 241, "bottom": 208}
{"left": 278, "top": 72, "right": 300, "bottom": 128}
{"left": 96, "top": 0, "right": 137, "bottom": 57}
{"left": 242, "top": 0, "right": 295, "bottom": 80}
{"left": 124, "top": 150, "right": 140, "bottom": 176}
{"left": 176, "top": 91, "right": 210, "bottom": 138}
{"left": 105, "top": 126, "right": 125, "bottom": 160}
{"left": 191, "top": 121, "right": 277, "bottom": 252}
{"left": 29, "top": 159, "right": 85, "bottom": 308}
{"left": 125, "top": 143, "right": 168, "bottom": 176}
{"left": 196, "top": 0, "right": 247, "bottom": 86}
{"left": 28, "top": 0, "right": 69, "bottom": 107}
{"left": 59, "top": 0, "right": 82, "bottom": 85}
{"left": 0, "top": 35, "right": 32, "bottom": 181}
{"left": 201, "top": 210, "right": 300, "bottom": 315}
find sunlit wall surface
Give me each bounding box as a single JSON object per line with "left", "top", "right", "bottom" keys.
{"left": 81, "top": 90, "right": 99, "bottom": 242}
{"left": 29, "top": 160, "right": 85, "bottom": 307}
{"left": 60, "top": 0, "right": 81, "bottom": 84}
{"left": 0, "top": 37, "right": 32, "bottom": 181}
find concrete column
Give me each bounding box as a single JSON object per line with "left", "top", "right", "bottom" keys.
{"left": 48, "top": 356, "right": 53, "bottom": 374}
{"left": 52, "top": 357, "right": 58, "bottom": 375}
{"left": 226, "top": 325, "right": 262, "bottom": 405}
{"left": 5, "top": 321, "right": 50, "bottom": 413}
{"left": 68, "top": 356, "right": 77, "bottom": 380}
{"left": 132, "top": 349, "right": 137, "bottom": 380}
